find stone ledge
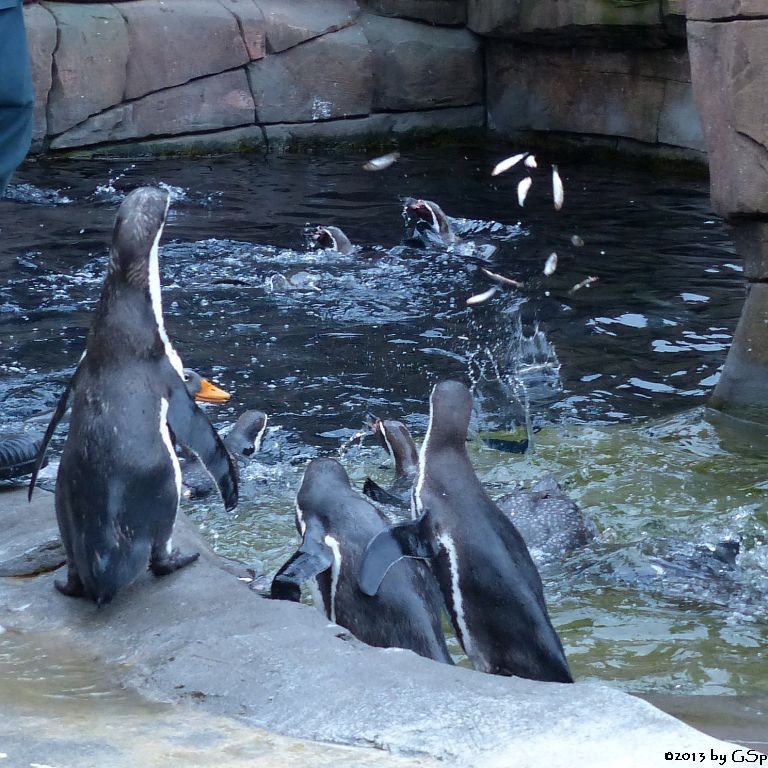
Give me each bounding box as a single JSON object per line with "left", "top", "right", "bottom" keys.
{"left": 0, "top": 486, "right": 736, "bottom": 766}
{"left": 687, "top": 0, "right": 768, "bottom": 21}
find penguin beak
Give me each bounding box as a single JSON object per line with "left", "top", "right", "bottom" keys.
{"left": 194, "top": 377, "right": 231, "bottom": 403}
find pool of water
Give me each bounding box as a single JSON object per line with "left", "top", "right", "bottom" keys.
{"left": 1, "top": 145, "right": 766, "bottom": 705}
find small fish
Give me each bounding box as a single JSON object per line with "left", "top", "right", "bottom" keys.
{"left": 552, "top": 165, "right": 564, "bottom": 210}
{"left": 481, "top": 268, "right": 524, "bottom": 288}
{"left": 544, "top": 252, "right": 558, "bottom": 276}
{"left": 466, "top": 286, "right": 500, "bottom": 306}
{"left": 517, "top": 177, "right": 533, "bottom": 207}
{"left": 570, "top": 234, "right": 584, "bottom": 247}
{"left": 491, "top": 153, "right": 528, "bottom": 177}
{"left": 568, "top": 275, "right": 599, "bottom": 294}
{"left": 524, "top": 155, "right": 538, "bottom": 169}
{"left": 363, "top": 151, "right": 400, "bottom": 172}
{"left": 338, "top": 429, "right": 369, "bottom": 456}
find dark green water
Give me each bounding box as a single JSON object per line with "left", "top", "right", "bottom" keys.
{"left": 1, "top": 146, "right": 765, "bottom": 708}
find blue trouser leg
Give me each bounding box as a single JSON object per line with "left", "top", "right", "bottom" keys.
{"left": 0, "top": 2, "right": 34, "bottom": 195}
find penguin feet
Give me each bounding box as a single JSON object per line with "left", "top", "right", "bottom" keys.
{"left": 150, "top": 549, "right": 200, "bottom": 577}
{"left": 54, "top": 567, "right": 86, "bottom": 598}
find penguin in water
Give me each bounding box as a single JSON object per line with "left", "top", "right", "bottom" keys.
{"left": 310, "top": 225, "right": 354, "bottom": 255}
{"left": 181, "top": 410, "right": 268, "bottom": 500}
{"left": 362, "top": 414, "right": 418, "bottom": 509}
{"left": 271, "top": 457, "right": 452, "bottom": 664}
{"left": 28, "top": 187, "right": 238, "bottom": 605}
{"left": 403, "top": 198, "right": 456, "bottom": 247}
{"left": 358, "top": 381, "right": 572, "bottom": 683}
{"left": 182, "top": 368, "right": 231, "bottom": 403}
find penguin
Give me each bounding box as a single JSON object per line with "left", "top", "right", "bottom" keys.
{"left": 182, "top": 410, "right": 268, "bottom": 500}
{"left": 362, "top": 414, "right": 419, "bottom": 509}
{"left": 28, "top": 186, "right": 238, "bottom": 605}
{"left": 358, "top": 380, "right": 573, "bottom": 683}
{"left": 402, "top": 198, "right": 456, "bottom": 247}
{"left": 182, "top": 369, "right": 231, "bottom": 403}
{"left": 497, "top": 475, "right": 597, "bottom": 562}
{"left": 271, "top": 457, "right": 453, "bottom": 664}
{"left": 310, "top": 225, "right": 353, "bottom": 255}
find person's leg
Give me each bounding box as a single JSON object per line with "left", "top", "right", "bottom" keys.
{"left": 0, "top": 2, "right": 34, "bottom": 195}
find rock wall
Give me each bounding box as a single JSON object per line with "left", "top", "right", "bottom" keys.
{"left": 22, "top": 0, "right": 705, "bottom": 158}
{"left": 687, "top": 0, "right": 768, "bottom": 421}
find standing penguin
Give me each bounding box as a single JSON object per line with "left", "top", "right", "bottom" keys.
{"left": 271, "top": 457, "right": 452, "bottom": 664}
{"left": 28, "top": 187, "right": 238, "bottom": 605}
{"left": 359, "top": 380, "right": 572, "bottom": 683}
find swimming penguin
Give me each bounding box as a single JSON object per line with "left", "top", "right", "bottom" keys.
{"left": 496, "top": 475, "right": 597, "bottom": 564}
{"left": 310, "top": 225, "right": 354, "bottom": 255}
{"left": 358, "top": 380, "right": 572, "bottom": 683}
{"left": 362, "top": 414, "right": 419, "bottom": 509}
{"left": 271, "top": 457, "right": 452, "bottom": 664}
{"left": 28, "top": 186, "right": 238, "bottom": 605}
{"left": 182, "top": 410, "right": 268, "bottom": 500}
{"left": 403, "top": 198, "right": 456, "bottom": 247}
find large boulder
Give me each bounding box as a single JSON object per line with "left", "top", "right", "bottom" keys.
{"left": 688, "top": 0, "right": 768, "bottom": 20}
{"left": 116, "top": 0, "right": 249, "bottom": 100}
{"left": 50, "top": 70, "right": 255, "bottom": 150}
{"left": 23, "top": 3, "right": 57, "bottom": 142}
{"left": 256, "top": 0, "right": 360, "bottom": 53}
{"left": 688, "top": 17, "right": 768, "bottom": 216}
{"left": 45, "top": 2, "right": 129, "bottom": 135}
{"left": 467, "top": 0, "right": 668, "bottom": 47}
{"left": 362, "top": 14, "right": 481, "bottom": 111}
{"left": 359, "top": 0, "right": 467, "bottom": 26}
{"left": 487, "top": 43, "right": 703, "bottom": 148}
{"left": 248, "top": 26, "right": 373, "bottom": 124}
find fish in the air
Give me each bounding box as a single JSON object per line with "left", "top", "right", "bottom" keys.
{"left": 491, "top": 153, "right": 528, "bottom": 177}
{"left": 552, "top": 165, "right": 564, "bottom": 210}
{"left": 467, "top": 286, "right": 500, "bottom": 305}
{"left": 544, "top": 252, "right": 558, "bottom": 276}
{"left": 363, "top": 152, "right": 400, "bottom": 171}
{"left": 517, "top": 177, "right": 533, "bottom": 207}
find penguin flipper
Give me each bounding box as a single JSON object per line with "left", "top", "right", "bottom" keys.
{"left": 165, "top": 374, "right": 239, "bottom": 511}
{"left": 358, "top": 512, "right": 433, "bottom": 597}
{"left": 362, "top": 477, "right": 408, "bottom": 509}
{"left": 270, "top": 538, "right": 334, "bottom": 602}
{"left": 28, "top": 366, "right": 81, "bottom": 501}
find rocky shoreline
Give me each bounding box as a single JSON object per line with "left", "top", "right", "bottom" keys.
{"left": 0, "top": 485, "right": 747, "bottom": 766}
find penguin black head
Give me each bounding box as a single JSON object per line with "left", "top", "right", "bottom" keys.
{"left": 182, "top": 368, "right": 231, "bottom": 404}
{"left": 108, "top": 187, "right": 171, "bottom": 288}
{"left": 428, "top": 380, "right": 473, "bottom": 450}
{"left": 227, "top": 410, "right": 268, "bottom": 457}
{"left": 310, "top": 225, "right": 353, "bottom": 255}
{"left": 366, "top": 415, "right": 419, "bottom": 478}
{"left": 297, "top": 458, "right": 353, "bottom": 510}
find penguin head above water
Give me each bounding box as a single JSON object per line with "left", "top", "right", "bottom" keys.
{"left": 297, "top": 458, "right": 353, "bottom": 516}
{"left": 365, "top": 414, "right": 419, "bottom": 479}
{"left": 310, "top": 225, "right": 353, "bottom": 255}
{"left": 108, "top": 186, "right": 171, "bottom": 289}
{"left": 402, "top": 198, "right": 455, "bottom": 246}
{"left": 427, "top": 380, "right": 473, "bottom": 451}
{"left": 225, "top": 410, "right": 268, "bottom": 457}
{"left": 183, "top": 368, "right": 231, "bottom": 403}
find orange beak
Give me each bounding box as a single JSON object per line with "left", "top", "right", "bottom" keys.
{"left": 194, "top": 377, "right": 231, "bottom": 404}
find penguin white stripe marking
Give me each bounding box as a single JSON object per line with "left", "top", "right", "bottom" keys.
{"left": 159, "top": 397, "right": 181, "bottom": 557}
{"left": 253, "top": 416, "right": 268, "bottom": 453}
{"left": 437, "top": 532, "right": 475, "bottom": 662}
{"left": 323, "top": 534, "right": 342, "bottom": 624}
{"left": 295, "top": 502, "right": 306, "bottom": 537}
{"left": 147, "top": 198, "right": 184, "bottom": 379}
{"left": 412, "top": 389, "right": 434, "bottom": 519}
{"left": 379, "top": 421, "right": 395, "bottom": 459}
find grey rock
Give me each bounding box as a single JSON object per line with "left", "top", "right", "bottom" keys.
{"left": 711, "top": 284, "right": 768, "bottom": 423}
{"left": 662, "top": 0, "right": 687, "bottom": 38}
{"left": 51, "top": 71, "right": 256, "bottom": 150}
{"left": 256, "top": 0, "right": 360, "bottom": 54}
{"left": 0, "top": 487, "right": 736, "bottom": 764}
{"left": 23, "top": 3, "right": 56, "bottom": 141}
{"left": 218, "top": 0, "right": 266, "bottom": 60}
{"left": 116, "top": 0, "right": 249, "bottom": 101}
{"left": 688, "top": 19, "right": 768, "bottom": 216}
{"left": 45, "top": 2, "right": 129, "bottom": 135}
{"left": 687, "top": 0, "right": 768, "bottom": 20}
{"left": 732, "top": 221, "right": 768, "bottom": 282}
{"left": 362, "top": 14, "right": 481, "bottom": 111}
{"left": 658, "top": 77, "right": 705, "bottom": 151}
{"left": 359, "top": 0, "right": 467, "bottom": 26}
{"left": 248, "top": 26, "right": 373, "bottom": 124}
{"left": 486, "top": 41, "right": 668, "bottom": 144}
{"left": 467, "top": 0, "right": 668, "bottom": 47}
{"left": 264, "top": 106, "right": 483, "bottom": 150}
